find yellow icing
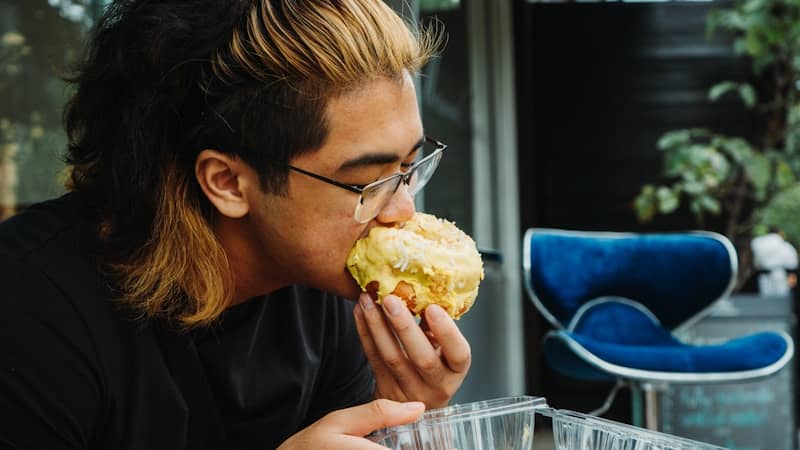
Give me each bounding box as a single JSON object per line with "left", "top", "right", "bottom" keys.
{"left": 346, "top": 213, "right": 484, "bottom": 318}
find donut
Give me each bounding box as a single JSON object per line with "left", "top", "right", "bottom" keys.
{"left": 346, "top": 212, "right": 484, "bottom": 319}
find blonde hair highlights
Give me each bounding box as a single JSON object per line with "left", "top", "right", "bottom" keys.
{"left": 215, "top": 0, "right": 440, "bottom": 87}
{"left": 115, "top": 0, "right": 440, "bottom": 328}
{"left": 110, "top": 167, "right": 233, "bottom": 328}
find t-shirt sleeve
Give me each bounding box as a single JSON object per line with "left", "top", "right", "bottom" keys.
{"left": 304, "top": 297, "right": 375, "bottom": 425}
{"left": 0, "top": 257, "right": 102, "bottom": 450}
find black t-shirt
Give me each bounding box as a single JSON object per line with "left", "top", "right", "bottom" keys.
{"left": 0, "top": 193, "right": 374, "bottom": 450}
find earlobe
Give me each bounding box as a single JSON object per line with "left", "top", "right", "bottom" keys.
{"left": 195, "top": 149, "right": 251, "bottom": 219}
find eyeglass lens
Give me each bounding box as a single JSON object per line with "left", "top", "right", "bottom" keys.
{"left": 353, "top": 142, "right": 443, "bottom": 222}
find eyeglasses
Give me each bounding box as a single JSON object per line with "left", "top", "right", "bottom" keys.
{"left": 289, "top": 136, "right": 446, "bottom": 223}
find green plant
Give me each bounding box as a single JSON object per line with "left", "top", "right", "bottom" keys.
{"left": 634, "top": 0, "right": 800, "bottom": 284}
{"left": 756, "top": 182, "right": 800, "bottom": 248}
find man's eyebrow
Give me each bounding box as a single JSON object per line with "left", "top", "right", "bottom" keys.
{"left": 336, "top": 136, "right": 426, "bottom": 173}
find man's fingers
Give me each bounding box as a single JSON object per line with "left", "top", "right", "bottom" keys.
{"left": 353, "top": 305, "right": 402, "bottom": 395}
{"left": 358, "top": 293, "right": 421, "bottom": 388}
{"left": 318, "top": 399, "right": 425, "bottom": 437}
{"left": 381, "top": 295, "right": 447, "bottom": 385}
{"left": 423, "top": 305, "right": 471, "bottom": 373}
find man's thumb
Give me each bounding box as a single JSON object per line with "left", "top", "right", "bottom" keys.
{"left": 318, "top": 399, "right": 425, "bottom": 437}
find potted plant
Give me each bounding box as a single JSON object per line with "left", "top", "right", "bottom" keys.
{"left": 634, "top": 0, "right": 800, "bottom": 286}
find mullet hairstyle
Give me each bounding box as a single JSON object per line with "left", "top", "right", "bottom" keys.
{"left": 64, "top": 0, "right": 440, "bottom": 328}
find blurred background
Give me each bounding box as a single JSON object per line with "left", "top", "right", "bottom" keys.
{"left": 1, "top": 0, "right": 798, "bottom": 448}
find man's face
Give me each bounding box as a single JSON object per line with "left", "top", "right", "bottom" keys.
{"left": 247, "top": 72, "right": 424, "bottom": 300}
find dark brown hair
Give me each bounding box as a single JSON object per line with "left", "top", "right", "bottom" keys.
{"left": 64, "top": 0, "right": 439, "bottom": 327}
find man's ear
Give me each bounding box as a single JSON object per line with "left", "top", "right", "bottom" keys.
{"left": 195, "top": 149, "right": 255, "bottom": 219}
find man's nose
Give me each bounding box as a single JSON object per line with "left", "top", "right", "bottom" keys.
{"left": 375, "top": 184, "right": 416, "bottom": 225}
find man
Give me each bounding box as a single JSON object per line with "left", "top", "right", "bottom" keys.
{"left": 0, "top": 1, "right": 470, "bottom": 449}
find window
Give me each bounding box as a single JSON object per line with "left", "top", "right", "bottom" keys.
{"left": 0, "top": 0, "right": 105, "bottom": 219}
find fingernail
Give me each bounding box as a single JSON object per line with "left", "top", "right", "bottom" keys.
{"left": 403, "top": 401, "right": 425, "bottom": 411}
{"left": 383, "top": 295, "right": 403, "bottom": 316}
{"left": 427, "top": 304, "right": 447, "bottom": 323}
{"left": 360, "top": 293, "right": 375, "bottom": 310}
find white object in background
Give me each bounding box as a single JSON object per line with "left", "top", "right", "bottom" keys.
{"left": 758, "top": 269, "right": 791, "bottom": 296}
{"left": 752, "top": 233, "right": 798, "bottom": 296}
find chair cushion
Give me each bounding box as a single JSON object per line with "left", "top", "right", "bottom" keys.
{"left": 527, "top": 232, "right": 734, "bottom": 329}
{"left": 549, "top": 299, "right": 789, "bottom": 374}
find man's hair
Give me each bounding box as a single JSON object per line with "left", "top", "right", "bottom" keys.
{"left": 64, "top": 0, "right": 439, "bottom": 327}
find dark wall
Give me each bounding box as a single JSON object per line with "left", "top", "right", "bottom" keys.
{"left": 514, "top": 0, "right": 754, "bottom": 418}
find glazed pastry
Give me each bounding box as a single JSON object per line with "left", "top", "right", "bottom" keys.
{"left": 346, "top": 213, "right": 484, "bottom": 319}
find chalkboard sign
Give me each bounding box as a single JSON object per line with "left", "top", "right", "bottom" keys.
{"left": 660, "top": 294, "right": 796, "bottom": 450}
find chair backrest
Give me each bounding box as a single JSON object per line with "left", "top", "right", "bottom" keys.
{"left": 523, "top": 229, "right": 737, "bottom": 330}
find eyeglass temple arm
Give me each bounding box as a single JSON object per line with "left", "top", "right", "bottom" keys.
{"left": 288, "top": 166, "right": 364, "bottom": 194}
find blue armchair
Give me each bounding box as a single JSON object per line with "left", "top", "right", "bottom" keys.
{"left": 523, "top": 228, "right": 794, "bottom": 429}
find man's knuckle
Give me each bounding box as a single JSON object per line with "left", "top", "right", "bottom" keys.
{"left": 393, "top": 319, "right": 414, "bottom": 334}
{"left": 456, "top": 349, "right": 472, "bottom": 367}
{"left": 372, "top": 398, "right": 391, "bottom": 417}
{"left": 415, "top": 355, "right": 440, "bottom": 372}
{"left": 428, "top": 388, "right": 450, "bottom": 406}
{"left": 383, "top": 354, "right": 405, "bottom": 370}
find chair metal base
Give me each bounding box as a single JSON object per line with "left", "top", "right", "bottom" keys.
{"left": 631, "top": 382, "right": 666, "bottom": 430}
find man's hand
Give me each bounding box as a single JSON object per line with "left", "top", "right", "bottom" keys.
{"left": 354, "top": 292, "right": 471, "bottom": 409}
{"left": 277, "top": 399, "right": 424, "bottom": 449}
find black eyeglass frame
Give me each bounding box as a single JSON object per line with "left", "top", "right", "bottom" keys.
{"left": 288, "top": 135, "right": 447, "bottom": 196}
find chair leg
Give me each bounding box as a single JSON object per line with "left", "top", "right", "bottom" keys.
{"left": 642, "top": 383, "right": 661, "bottom": 430}
{"left": 630, "top": 382, "right": 665, "bottom": 430}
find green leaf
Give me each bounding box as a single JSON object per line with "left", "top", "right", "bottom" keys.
{"left": 744, "top": 152, "right": 771, "bottom": 200}
{"left": 690, "top": 199, "right": 703, "bottom": 217}
{"left": 752, "top": 223, "right": 768, "bottom": 237}
{"left": 703, "top": 174, "right": 721, "bottom": 189}
{"left": 707, "top": 9, "right": 748, "bottom": 35}
{"left": 634, "top": 185, "right": 658, "bottom": 222}
{"left": 698, "top": 195, "right": 722, "bottom": 215}
{"left": 744, "top": 28, "right": 765, "bottom": 56}
{"left": 707, "top": 149, "right": 731, "bottom": 180}
{"left": 663, "top": 152, "right": 684, "bottom": 177}
{"left": 738, "top": 83, "right": 757, "bottom": 108}
{"left": 687, "top": 144, "right": 715, "bottom": 167}
{"left": 775, "top": 160, "right": 796, "bottom": 189}
{"left": 759, "top": 184, "right": 800, "bottom": 248}
{"left": 657, "top": 130, "right": 692, "bottom": 150}
{"left": 742, "top": 0, "right": 767, "bottom": 14}
{"left": 657, "top": 186, "right": 680, "bottom": 214}
{"left": 709, "top": 81, "right": 739, "bottom": 102}
{"left": 714, "top": 136, "right": 753, "bottom": 162}
{"left": 682, "top": 180, "right": 707, "bottom": 195}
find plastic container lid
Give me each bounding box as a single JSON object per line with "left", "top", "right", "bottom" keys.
{"left": 368, "top": 397, "right": 729, "bottom": 450}
{"left": 367, "top": 395, "right": 546, "bottom": 449}
{"left": 539, "top": 408, "right": 728, "bottom": 450}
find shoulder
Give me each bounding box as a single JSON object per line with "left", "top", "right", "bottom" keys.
{"left": 0, "top": 193, "right": 104, "bottom": 329}
{"left": 0, "top": 195, "right": 102, "bottom": 376}
{"left": 0, "top": 193, "right": 91, "bottom": 258}
{"left": 0, "top": 245, "right": 106, "bottom": 449}
{"left": 0, "top": 193, "right": 113, "bottom": 401}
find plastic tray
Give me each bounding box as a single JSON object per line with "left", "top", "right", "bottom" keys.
{"left": 368, "top": 396, "right": 545, "bottom": 450}
{"left": 540, "top": 408, "right": 727, "bottom": 450}
{"left": 368, "top": 396, "right": 728, "bottom": 450}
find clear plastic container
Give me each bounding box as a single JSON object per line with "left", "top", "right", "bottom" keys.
{"left": 367, "top": 396, "right": 546, "bottom": 450}
{"left": 542, "top": 409, "right": 728, "bottom": 450}
{"left": 369, "top": 396, "right": 729, "bottom": 450}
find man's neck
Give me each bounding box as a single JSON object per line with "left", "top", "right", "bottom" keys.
{"left": 214, "top": 216, "right": 285, "bottom": 308}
